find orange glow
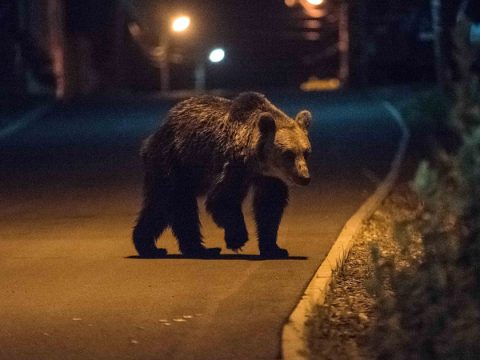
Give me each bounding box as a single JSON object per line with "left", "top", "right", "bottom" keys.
{"left": 300, "top": 77, "right": 340, "bottom": 91}
{"left": 306, "top": 0, "right": 324, "bottom": 5}
{"left": 171, "top": 16, "right": 191, "bottom": 33}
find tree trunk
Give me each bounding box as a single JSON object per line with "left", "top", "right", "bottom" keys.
{"left": 431, "top": 0, "right": 449, "bottom": 90}
{"left": 338, "top": 2, "right": 350, "bottom": 87}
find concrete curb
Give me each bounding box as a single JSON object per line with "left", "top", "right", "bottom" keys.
{"left": 281, "top": 101, "right": 410, "bottom": 359}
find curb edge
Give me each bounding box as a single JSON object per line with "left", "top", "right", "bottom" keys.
{"left": 281, "top": 101, "right": 410, "bottom": 359}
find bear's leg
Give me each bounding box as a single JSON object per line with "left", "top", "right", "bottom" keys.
{"left": 205, "top": 164, "right": 249, "bottom": 251}
{"left": 170, "top": 180, "right": 221, "bottom": 258}
{"left": 253, "top": 177, "right": 289, "bottom": 259}
{"left": 206, "top": 197, "right": 248, "bottom": 251}
{"left": 133, "top": 203, "right": 168, "bottom": 258}
{"left": 132, "top": 174, "right": 169, "bottom": 258}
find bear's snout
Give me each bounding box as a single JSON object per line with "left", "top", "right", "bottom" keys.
{"left": 291, "top": 166, "right": 311, "bottom": 185}
{"left": 292, "top": 159, "right": 310, "bottom": 185}
{"left": 294, "top": 174, "right": 311, "bottom": 186}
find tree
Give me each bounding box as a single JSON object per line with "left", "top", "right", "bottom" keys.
{"left": 431, "top": 0, "right": 444, "bottom": 88}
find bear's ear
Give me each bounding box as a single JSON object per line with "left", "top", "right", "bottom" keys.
{"left": 258, "top": 112, "right": 276, "bottom": 135}
{"left": 295, "top": 110, "right": 312, "bottom": 131}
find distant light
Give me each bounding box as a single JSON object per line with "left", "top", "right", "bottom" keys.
{"left": 172, "top": 16, "right": 190, "bottom": 32}
{"left": 306, "top": 0, "right": 324, "bottom": 5}
{"left": 209, "top": 48, "right": 225, "bottom": 63}
{"left": 284, "top": 0, "right": 296, "bottom": 7}
{"left": 300, "top": 76, "right": 340, "bottom": 92}
{"left": 304, "top": 32, "right": 321, "bottom": 41}
{"left": 128, "top": 22, "right": 141, "bottom": 37}
{"left": 303, "top": 19, "right": 322, "bottom": 29}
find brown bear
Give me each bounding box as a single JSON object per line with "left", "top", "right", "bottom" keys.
{"left": 133, "top": 92, "right": 312, "bottom": 258}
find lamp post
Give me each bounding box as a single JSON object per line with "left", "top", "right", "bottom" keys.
{"left": 338, "top": 1, "right": 349, "bottom": 86}
{"left": 195, "top": 48, "right": 226, "bottom": 91}
{"left": 159, "top": 15, "right": 191, "bottom": 94}
{"left": 430, "top": 0, "right": 448, "bottom": 91}
{"left": 306, "top": 0, "right": 350, "bottom": 86}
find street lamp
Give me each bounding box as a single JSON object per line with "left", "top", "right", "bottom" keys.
{"left": 306, "top": 0, "right": 324, "bottom": 5}
{"left": 127, "top": 14, "right": 192, "bottom": 94}
{"left": 208, "top": 48, "right": 225, "bottom": 63}
{"left": 284, "top": 0, "right": 350, "bottom": 87}
{"left": 171, "top": 15, "right": 191, "bottom": 33}
{"left": 158, "top": 15, "right": 191, "bottom": 94}
{"left": 285, "top": 0, "right": 325, "bottom": 6}
{"left": 299, "top": 0, "right": 327, "bottom": 18}
{"left": 195, "top": 48, "right": 226, "bottom": 91}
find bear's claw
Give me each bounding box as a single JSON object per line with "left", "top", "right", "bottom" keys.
{"left": 231, "top": 246, "right": 244, "bottom": 254}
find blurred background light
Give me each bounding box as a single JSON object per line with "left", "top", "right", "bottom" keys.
{"left": 209, "top": 48, "right": 225, "bottom": 63}
{"left": 171, "top": 16, "right": 191, "bottom": 33}
{"left": 4, "top": 0, "right": 447, "bottom": 96}
{"left": 306, "top": 0, "right": 324, "bottom": 5}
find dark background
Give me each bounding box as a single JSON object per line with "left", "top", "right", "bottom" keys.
{"left": 0, "top": 0, "right": 468, "bottom": 96}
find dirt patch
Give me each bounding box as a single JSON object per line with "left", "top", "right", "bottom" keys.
{"left": 306, "top": 183, "right": 420, "bottom": 359}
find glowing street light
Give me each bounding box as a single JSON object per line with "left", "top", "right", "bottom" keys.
{"left": 285, "top": 0, "right": 325, "bottom": 6}
{"left": 195, "top": 48, "right": 226, "bottom": 91}
{"left": 208, "top": 48, "right": 225, "bottom": 63}
{"left": 306, "top": 0, "right": 324, "bottom": 5}
{"left": 155, "top": 15, "right": 191, "bottom": 94}
{"left": 298, "top": 0, "right": 327, "bottom": 18}
{"left": 171, "top": 16, "right": 191, "bottom": 33}
{"left": 128, "top": 14, "right": 192, "bottom": 94}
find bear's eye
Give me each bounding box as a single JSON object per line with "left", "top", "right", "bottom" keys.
{"left": 283, "top": 150, "right": 296, "bottom": 162}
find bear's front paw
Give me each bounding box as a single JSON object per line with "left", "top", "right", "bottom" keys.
{"left": 259, "top": 246, "right": 289, "bottom": 259}
{"left": 225, "top": 228, "right": 248, "bottom": 251}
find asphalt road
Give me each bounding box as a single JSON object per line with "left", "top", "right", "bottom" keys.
{"left": 0, "top": 89, "right": 404, "bottom": 360}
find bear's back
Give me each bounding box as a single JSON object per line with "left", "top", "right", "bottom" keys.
{"left": 164, "top": 96, "right": 243, "bottom": 167}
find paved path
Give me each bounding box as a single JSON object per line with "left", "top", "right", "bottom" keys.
{"left": 0, "top": 90, "right": 403, "bottom": 359}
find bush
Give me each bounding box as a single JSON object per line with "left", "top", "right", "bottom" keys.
{"left": 370, "top": 32, "right": 480, "bottom": 359}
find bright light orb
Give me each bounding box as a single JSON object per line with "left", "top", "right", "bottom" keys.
{"left": 172, "top": 16, "right": 191, "bottom": 32}
{"left": 306, "top": 0, "right": 324, "bottom": 5}
{"left": 209, "top": 48, "right": 225, "bottom": 63}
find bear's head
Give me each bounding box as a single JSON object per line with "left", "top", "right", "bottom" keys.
{"left": 257, "top": 110, "right": 312, "bottom": 186}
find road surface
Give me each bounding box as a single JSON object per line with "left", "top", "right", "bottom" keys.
{"left": 0, "top": 90, "right": 404, "bottom": 360}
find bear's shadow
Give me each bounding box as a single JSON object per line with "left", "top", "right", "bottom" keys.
{"left": 125, "top": 254, "right": 308, "bottom": 261}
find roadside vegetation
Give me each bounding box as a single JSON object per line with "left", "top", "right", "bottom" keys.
{"left": 307, "top": 30, "right": 480, "bottom": 360}
{"left": 370, "top": 35, "right": 480, "bottom": 359}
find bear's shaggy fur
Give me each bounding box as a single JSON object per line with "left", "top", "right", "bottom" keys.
{"left": 133, "top": 92, "right": 312, "bottom": 258}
